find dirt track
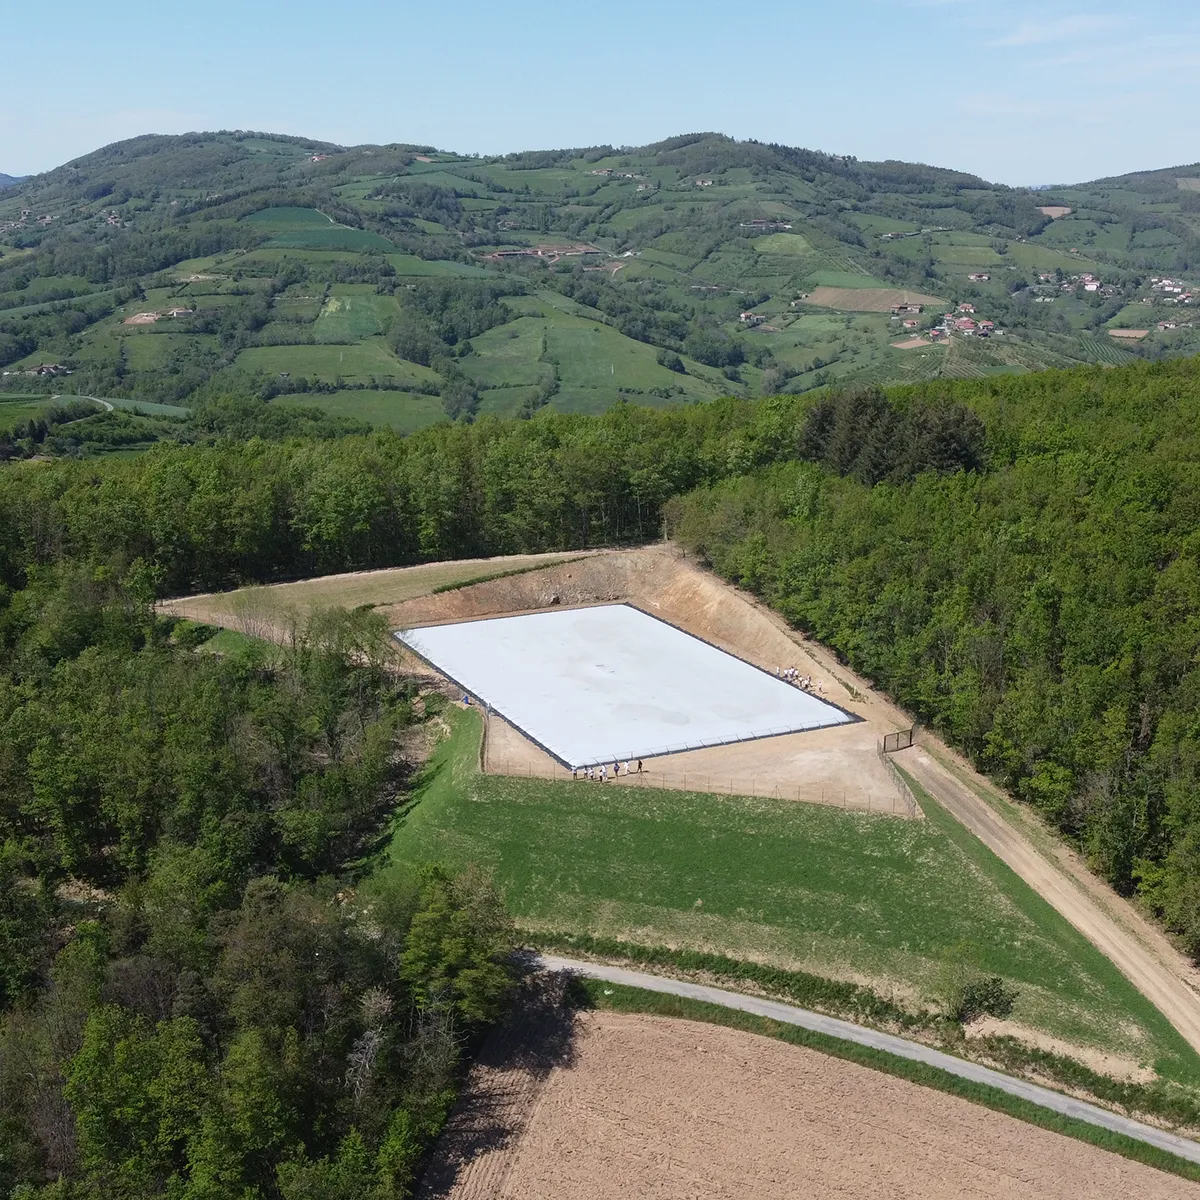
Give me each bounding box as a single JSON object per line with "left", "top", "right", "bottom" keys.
{"left": 901, "top": 744, "right": 1200, "bottom": 1058}
{"left": 424, "top": 1009, "right": 1197, "bottom": 1199}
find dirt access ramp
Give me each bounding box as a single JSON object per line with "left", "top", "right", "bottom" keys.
{"left": 386, "top": 545, "right": 914, "bottom": 815}
{"left": 158, "top": 552, "right": 591, "bottom": 641}
{"left": 900, "top": 740, "right": 1200, "bottom": 1062}
{"left": 422, "top": 1007, "right": 1195, "bottom": 1200}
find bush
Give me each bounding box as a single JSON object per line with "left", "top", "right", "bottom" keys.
{"left": 951, "top": 975, "right": 1019, "bottom": 1024}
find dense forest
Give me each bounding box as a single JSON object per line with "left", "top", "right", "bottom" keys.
{"left": 0, "top": 576, "right": 516, "bottom": 1194}
{"left": 9, "top": 353, "right": 1200, "bottom": 1191}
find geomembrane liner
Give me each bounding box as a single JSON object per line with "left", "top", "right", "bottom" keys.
{"left": 396, "top": 603, "right": 854, "bottom": 768}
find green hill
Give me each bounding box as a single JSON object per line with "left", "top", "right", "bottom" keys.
{"left": 2, "top": 131, "right": 1198, "bottom": 442}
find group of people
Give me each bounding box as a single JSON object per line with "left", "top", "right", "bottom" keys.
{"left": 779, "top": 666, "right": 823, "bottom": 694}
{"left": 573, "top": 759, "right": 643, "bottom": 781}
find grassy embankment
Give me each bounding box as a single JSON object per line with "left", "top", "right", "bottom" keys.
{"left": 381, "top": 707, "right": 1200, "bottom": 1089}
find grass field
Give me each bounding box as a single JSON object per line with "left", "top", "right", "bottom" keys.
{"left": 312, "top": 289, "right": 399, "bottom": 341}
{"left": 234, "top": 339, "right": 437, "bottom": 385}
{"left": 272, "top": 389, "right": 445, "bottom": 433}
{"left": 753, "top": 232, "right": 814, "bottom": 255}
{"left": 0, "top": 395, "right": 51, "bottom": 431}
{"left": 385, "top": 709, "right": 1200, "bottom": 1084}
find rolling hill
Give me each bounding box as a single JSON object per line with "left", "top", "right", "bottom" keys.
{"left": 0, "top": 175, "right": 24, "bottom": 190}
{"left": 1, "top": 131, "right": 1198, "bottom": 444}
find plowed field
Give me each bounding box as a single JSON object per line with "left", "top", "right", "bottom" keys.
{"left": 804, "top": 286, "right": 946, "bottom": 312}
{"left": 424, "top": 1010, "right": 1195, "bottom": 1199}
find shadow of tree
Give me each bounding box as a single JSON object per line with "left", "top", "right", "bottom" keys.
{"left": 417, "top": 963, "right": 582, "bottom": 1197}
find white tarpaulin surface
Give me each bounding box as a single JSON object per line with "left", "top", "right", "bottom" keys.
{"left": 396, "top": 604, "right": 854, "bottom": 768}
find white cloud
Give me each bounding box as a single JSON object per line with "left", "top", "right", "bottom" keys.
{"left": 991, "top": 12, "right": 1129, "bottom": 47}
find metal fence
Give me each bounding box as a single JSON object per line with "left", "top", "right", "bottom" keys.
{"left": 881, "top": 726, "right": 916, "bottom": 754}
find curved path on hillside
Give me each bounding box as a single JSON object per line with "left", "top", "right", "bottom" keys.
{"left": 899, "top": 745, "right": 1200, "bottom": 1057}
{"left": 539, "top": 954, "right": 1200, "bottom": 1166}
{"left": 751, "top": 585, "right": 1200, "bottom": 1060}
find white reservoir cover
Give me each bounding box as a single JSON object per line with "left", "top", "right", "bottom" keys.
{"left": 396, "top": 603, "right": 854, "bottom": 768}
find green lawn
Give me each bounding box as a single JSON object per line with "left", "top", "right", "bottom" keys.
{"left": 384, "top": 709, "right": 1200, "bottom": 1084}
{"left": 312, "top": 289, "right": 399, "bottom": 340}
{"left": 234, "top": 339, "right": 437, "bottom": 386}
{"left": 271, "top": 389, "right": 445, "bottom": 433}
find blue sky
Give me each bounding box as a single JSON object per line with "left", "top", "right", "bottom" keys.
{"left": 4, "top": 0, "right": 1198, "bottom": 184}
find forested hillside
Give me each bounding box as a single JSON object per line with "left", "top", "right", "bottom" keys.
{"left": 4, "top": 357, "right": 1200, "bottom": 964}
{"left": 668, "top": 359, "right": 1200, "bottom": 955}
{"left": 9, "top": 353, "right": 1200, "bottom": 1192}
{"left": 2, "top": 131, "right": 1199, "bottom": 448}
{"left": 0, "top": 573, "right": 518, "bottom": 1196}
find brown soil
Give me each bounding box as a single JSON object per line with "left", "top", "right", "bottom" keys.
{"left": 1039, "top": 206, "right": 1073, "bottom": 219}
{"left": 159, "top": 552, "right": 587, "bottom": 636}
{"left": 486, "top": 712, "right": 911, "bottom": 814}
{"left": 1109, "top": 328, "right": 1150, "bottom": 339}
{"left": 802, "top": 286, "right": 947, "bottom": 312}
{"left": 965, "top": 1016, "right": 1155, "bottom": 1084}
{"left": 425, "top": 1008, "right": 1195, "bottom": 1199}
{"left": 122, "top": 311, "right": 160, "bottom": 325}
{"left": 891, "top": 335, "right": 933, "bottom": 349}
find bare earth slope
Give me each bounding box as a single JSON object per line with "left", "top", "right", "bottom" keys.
{"left": 425, "top": 1010, "right": 1196, "bottom": 1200}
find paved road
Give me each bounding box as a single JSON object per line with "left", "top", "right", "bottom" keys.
{"left": 900, "top": 745, "right": 1200, "bottom": 1057}
{"left": 539, "top": 954, "right": 1200, "bottom": 1167}
{"left": 50, "top": 393, "right": 113, "bottom": 411}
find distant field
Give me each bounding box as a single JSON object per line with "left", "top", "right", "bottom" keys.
{"left": 312, "top": 290, "right": 399, "bottom": 341}
{"left": 804, "top": 270, "right": 893, "bottom": 289}
{"left": 0, "top": 396, "right": 50, "bottom": 432}
{"left": 804, "top": 287, "right": 946, "bottom": 312}
{"left": 753, "top": 232, "right": 813, "bottom": 254}
{"left": 235, "top": 339, "right": 438, "bottom": 385}
{"left": 466, "top": 318, "right": 549, "bottom": 388}
{"left": 242, "top": 206, "right": 396, "bottom": 252}
{"left": 388, "top": 254, "right": 488, "bottom": 277}
{"left": 272, "top": 389, "right": 444, "bottom": 433}
{"left": 269, "top": 227, "right": 396, "bottom": 252}
{"left": 243, "top": 206, "right": 333, "bottom": 229}
{"left": 102, "top": 395, "right": 191, "bottom": 418}
{"left": 540, "top": 313, "right": 723, "bottom": 412}
{"left": 386, "top": 709, "right": 1200, "bottom": 1081}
